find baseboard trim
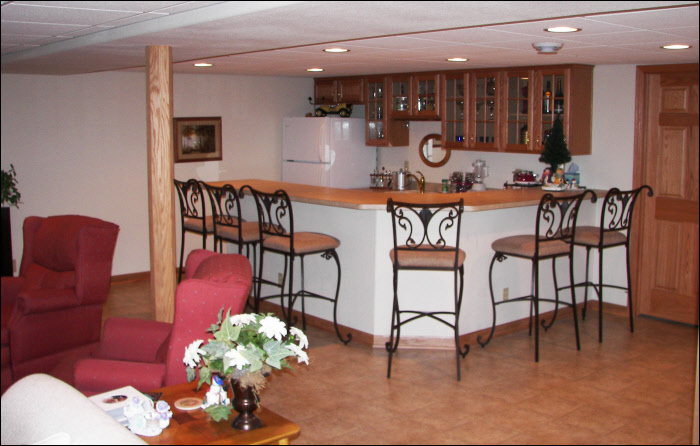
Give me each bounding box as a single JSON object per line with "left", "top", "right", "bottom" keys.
{"left": 111, "top": 276, "right": 629, "bottom": 348}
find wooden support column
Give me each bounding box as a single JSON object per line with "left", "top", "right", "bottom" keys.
{"left": 146, "top": 45, "right": 176, "bottom": 323}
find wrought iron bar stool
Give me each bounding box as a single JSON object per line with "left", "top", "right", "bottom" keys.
{"left": 386, "top": 198, "right": 469, "bottom": 381}
{"left": 203, "top": 183, "right": 263, "bottom": 308}
{"left": 246, "top": 186, "right": 351, "bottom": 344}
{"left": 561, "top": 185, "right": 654, "bottom": 342}
{"left": 174, "top": 179, "right": 214, "bottom": 282}
{"left": 477, "top": 190, "right": 596, "bottom": 362}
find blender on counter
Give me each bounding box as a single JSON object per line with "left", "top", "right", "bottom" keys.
{"left": 471, "top": 159, "right": 489, "bottom": 191}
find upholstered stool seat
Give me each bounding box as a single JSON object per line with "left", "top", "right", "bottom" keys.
{"left": 390, "top": 245, "right": 466, "bottom": 268}
{"left": 478, "top": 191, "right": 596, "bottom": 362}
{"left": 573, "top": 226, "right": 628, "bottom": 247}
{"left": 491, "top": 235, "right": 571, "bottom": 258}
{"left": 386, "top": 198, "right": 469, "bottom": 381}
{"left": 264, "top": 232, "right": 340, "bottom": 254}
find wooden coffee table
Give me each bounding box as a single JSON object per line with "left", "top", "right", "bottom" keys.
{"left": 143, "top": 382, "right": 300, "bottom": 445}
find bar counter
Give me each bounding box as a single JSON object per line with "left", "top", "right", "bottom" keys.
{"left": 209, "top": 179, "right": 602, "bottom": 211}
{"left": 207, "top": 179, "right": 606, "bottom": 351}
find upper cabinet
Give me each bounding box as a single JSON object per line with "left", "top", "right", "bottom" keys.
{"left": 365, "top": 76, "right": 409, "bottom": 147}
{"left": 315, "top": 65, "right": 592, "bottom": 153}
{"left": 531, "top": 65, "right": 593, "bottom": 156}
{"left": 314, "top": 77, "right": 364, "bottom": 105}
{"left": 390, "top": 73, "right": 440, "bottom": 120}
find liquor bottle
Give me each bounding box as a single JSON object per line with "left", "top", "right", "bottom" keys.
{"left": 520, "top": 124, "right": 529, "bottom": 145}
{"left": 554, "top": 79, "right": 564, "bottom": 114}
{"left": 543, "top": 81, "right": 552, "bottom": 114}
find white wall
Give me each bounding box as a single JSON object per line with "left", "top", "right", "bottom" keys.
{"left": 1, "top": 71, "right": 312, "bottom": 275}
{"left": 2, "top": 65, "right": 637, "bottom": 280}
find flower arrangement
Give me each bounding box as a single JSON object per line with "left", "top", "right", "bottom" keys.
{"left": 184, "top": 309, "right": 309, "bottom": 421}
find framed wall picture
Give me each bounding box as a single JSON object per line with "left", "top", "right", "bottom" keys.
{"left": 174, "top": 117, "right": 222, "bottom": 163}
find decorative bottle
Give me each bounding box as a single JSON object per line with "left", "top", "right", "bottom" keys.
{"left": 554, "top": 79, "right": 564, "bottom": 114}
{"left": 543, "top": 81, "right": 552, "bottom": 114}
{"left": 520, "top": 124, "right": 529, "bottom": 145}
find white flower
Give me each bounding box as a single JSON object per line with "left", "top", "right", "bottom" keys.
{"left": 290, "top": 326, "right": 309, "bottom": 349}
{"left": 183, "top": 340, "right": 205, "bottom": 368}
{"left": 224, "top": 346, "right": 250, "bottom": 371}
{"left": 258, "top": 316, "right": 287, "bottom": 341}
{"left": 287, "top": 343, "right": 309, "bottom": 365}
{"left": 229, "top": 313, "right": 258, "bottom": 326}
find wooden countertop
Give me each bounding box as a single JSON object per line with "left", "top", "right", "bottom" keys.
{"left": 208, "top": 179, "right": 602, "bottom": 211}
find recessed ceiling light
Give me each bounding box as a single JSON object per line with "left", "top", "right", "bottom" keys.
{"left": 307, "top": 68, "right": 324, "bottom": 72}
{"left": 323, "top": 48, "right": 349, "bottom": 53}
{"left": 446, "top": 57, "right": 469, "bottom": 62}
{"left": 194, "top": 63, "right": 213, "bottom": 67}
{"left": 662, "top": 44, "right": 691, "bottom": 50}
{"left": 545, "top": 26, "right": 581, "bottom": 33}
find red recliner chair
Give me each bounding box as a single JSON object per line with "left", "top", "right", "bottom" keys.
{"left": 1, "top": 215, "right": 120, "bottom": 394}
{"left": 73, "top": 249, "right": 252, "bottom": 395}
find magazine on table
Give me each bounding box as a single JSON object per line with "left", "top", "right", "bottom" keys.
{"left": 87, "top": 386, "right": 150, "bottom": 425}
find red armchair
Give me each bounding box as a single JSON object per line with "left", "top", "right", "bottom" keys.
{"left": 73, "top": 249, "right": 252, "bottom": 395}
{"left": 1, "top": 215, "right": 119, "bottom": 394}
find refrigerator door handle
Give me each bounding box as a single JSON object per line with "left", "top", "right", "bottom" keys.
{"left": 318, "top": 121, "right": 330, "bottom": 163}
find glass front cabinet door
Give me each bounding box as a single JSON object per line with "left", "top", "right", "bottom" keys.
{"left": 441, "top": 72, "right": 467, "bottom": 149}
{"left": 413, "top": 74, "right": 439, "bottom": 119}
{"left": 504, "top": 70, "right": 534, "bottom": 153}
{"left": 366, "top": 76, "right": 409, "bottom": 147}
{"left": 469, "top": 71, "right": 500, "bottom": 151}
{"left": 390, "top": 75, "right": 412, "bottom": 119}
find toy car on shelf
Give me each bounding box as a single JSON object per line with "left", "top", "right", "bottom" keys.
{"left": 315, "top": 103, "right": 353, "bottom": 117}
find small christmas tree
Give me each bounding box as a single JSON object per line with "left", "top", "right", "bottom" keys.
{"left": 539, "top": 115, "right": 571, "bottom": 171}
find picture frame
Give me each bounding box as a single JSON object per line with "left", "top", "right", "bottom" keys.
{"left": 174, "top": 117, "right": 222, "bottom": 163}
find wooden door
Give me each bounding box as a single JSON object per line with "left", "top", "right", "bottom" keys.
{"left": 635, "top": 64, "right": 699, "bottom": 325}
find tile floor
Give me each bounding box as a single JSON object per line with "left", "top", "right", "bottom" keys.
{"left": 104, "top": 278, "right": 698, "bottom": 445}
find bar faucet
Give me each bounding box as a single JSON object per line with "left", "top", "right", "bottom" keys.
{"left": 408, "top": 170, "right": 426, "bottom": 193}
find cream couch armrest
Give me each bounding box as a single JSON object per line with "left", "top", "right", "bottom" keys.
{"left": 1, "top": 374, "right": 147, "bottom": 445}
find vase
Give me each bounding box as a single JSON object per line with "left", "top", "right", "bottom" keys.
{"left": 230, "top": 379, "right": 262, "bottom": 431}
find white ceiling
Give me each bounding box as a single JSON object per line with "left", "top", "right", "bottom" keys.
{"left": 1, "top": 1, "right": 698, "bottom": 77}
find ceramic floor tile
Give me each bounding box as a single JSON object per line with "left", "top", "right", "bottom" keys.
{"left": 95, "top": 279, "right": 698, "bottom": 445}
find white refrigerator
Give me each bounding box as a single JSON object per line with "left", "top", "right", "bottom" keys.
{"left": 282, "top": 117, "right": 375, "bottom": 189}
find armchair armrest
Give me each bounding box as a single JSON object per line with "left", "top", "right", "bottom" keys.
{"left": 15, "top": 288, "right": 80, "bottom": 315}
{"left": 74, "top": 359, "right": 167, "bottom": 395}
{"left": 94, "top": 318, "right": 172, "bottom": 363}
{"left": 0, "top": 277, "right": 24, "bottom": 307}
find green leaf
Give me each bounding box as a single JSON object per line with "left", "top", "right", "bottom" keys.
{"left": 186, "top": 367, "right": 196, "bottom": 383}
{"left": 204, "top": 404, "right": 232, "bottom": 422}
{"left": 214, "top": 317, "right": 241, "bottom": 342}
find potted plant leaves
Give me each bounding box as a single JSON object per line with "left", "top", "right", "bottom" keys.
{"left": 1, "top": 164, "right": 21, "bottom": 276}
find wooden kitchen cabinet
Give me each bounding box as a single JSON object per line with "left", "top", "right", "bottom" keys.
{"left": 529, "top": 65, "right": 593, "bottom": 156}
{"left": 390, "top": 73, "right": 440, "bottom": 120}
{"left": 441, "top": 71, "right": 468, "bottom": 149}
{"left": 314, "top": 77, "right": 364, "bottom": 104}
{"left": 365, "top": 76, "right": 409, "bottom": 147}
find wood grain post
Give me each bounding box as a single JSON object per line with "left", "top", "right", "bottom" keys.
{"left": 146, "top": 45, "right": 176, "bottom": 323}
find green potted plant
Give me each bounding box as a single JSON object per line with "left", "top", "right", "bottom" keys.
{"left": 2, "top": 164, "right": 21, "bottom": 277}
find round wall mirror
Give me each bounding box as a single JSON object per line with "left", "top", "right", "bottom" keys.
{"left": 418, "top": 134, "right": 450, "bottom": 167}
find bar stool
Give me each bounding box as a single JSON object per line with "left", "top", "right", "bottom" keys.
{"left": 246, "top": 186, "right": 351, "bottom": 345}
{"left": 478, "top": 190, "right": 596, "bottom": 362}
{"left": 567, "top": 185, "right": 654, "bottom": 342}
{"left": 174, "top": 179, "right": 214, "bottom": 282}
{"left": 203, "top": 183, "right": 263, "bottom": 307}
{"left": 386, "top": 198, "right": 469, "bottom": 381}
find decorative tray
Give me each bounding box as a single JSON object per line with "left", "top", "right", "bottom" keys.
{"left": 513, "top": 181, "right": 541, "bottom": 187}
